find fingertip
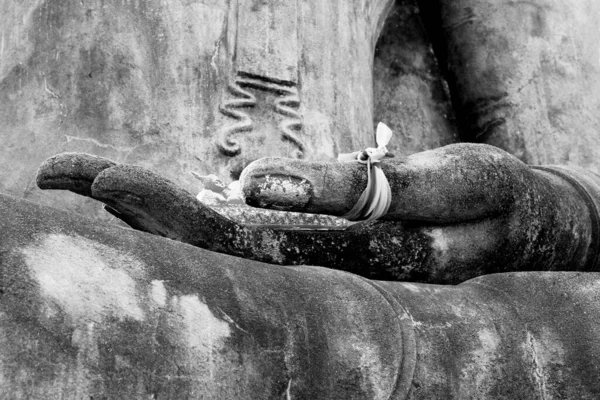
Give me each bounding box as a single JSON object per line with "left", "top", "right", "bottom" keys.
{"left": 240, "top": 158, "right": 314, "bottom": 211}
{"left": 36, "top": 152, "right": 117, "bottom": 196}
{"left": 240, "top": 157, "right": 369, "bottom": 216}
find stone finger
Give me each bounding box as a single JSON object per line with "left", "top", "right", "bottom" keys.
{"left": 240, "top": 143, "right": 529, "bottom": 223}
{"left": 240, "top": 157, "right": 367, "bottom": 217}
{"left": 36, "top": 152, "right": 117, "bottom": 196}
{"left": 91, "top": 165, "right": 236, "bottom": 243}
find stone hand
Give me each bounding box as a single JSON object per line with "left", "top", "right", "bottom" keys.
{"left": 35, "top": 153, "right": 237, "bottom": 242}
{"left": 241, "top": 143, "right": 600, "bottom": 283}
{"left": 36, "top": 145, "right": 599, "bottom": 284}
{"left": 35, "top": 153, "right": 440, "bottom": 280}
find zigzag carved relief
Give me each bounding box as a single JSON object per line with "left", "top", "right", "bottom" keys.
{"left": 274, "top": 87, "right": 304, "bottom": 159}
{"left": 217, "top": 73, "right": 304, "bottom": 159}
{"left": 216, "top": 80, "right": 257, "bottom": 157}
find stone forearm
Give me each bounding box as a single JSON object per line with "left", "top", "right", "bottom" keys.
{"left": 0, "top": 193, "right": 406, "bottom": 399}
{"left": 377, "top": 272, "right": 600, "bottom": 399}
{"left": 2, "top": 193, "right": 600, "bottom": 399}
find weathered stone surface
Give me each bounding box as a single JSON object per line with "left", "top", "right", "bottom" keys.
{"left": 211, "top": 204, "right": 350, "bottom": 228}
{"left": 380, "top": 272, "right": 600, "bottom": 399}
{"left": 0, "top": 193, "right": 405, "bottom": 399}
{"left": 420, "top": 0, "right": 600, "bottom": 170}
{"left": 373, "top": 0, "right": 459, "bottom": 157}
{"left": 3, "top": 193, "right": 600, "bottom": 399}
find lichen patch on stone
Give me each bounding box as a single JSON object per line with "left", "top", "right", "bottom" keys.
{"left": 149, "top": 280, "right": 168, "bottom": 308}
{"left": 169, "top": 294, "right": 231, "bottom": 355}
{"left": 20, "top": 233, "right": 145, "bottom": 323}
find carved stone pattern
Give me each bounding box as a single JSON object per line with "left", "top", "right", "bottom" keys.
{"left": 217, "top": 73, "right": 305, "bottom": 159}
{"left": 216, "top": 79, "right": 257, "bottom": 157}
{"left": 210, "top": 203, "right": 349, "bottom": 228}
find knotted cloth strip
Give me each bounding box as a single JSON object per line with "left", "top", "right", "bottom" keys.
{"left": 338, "top": 123, "right": 393, "bottom": 222}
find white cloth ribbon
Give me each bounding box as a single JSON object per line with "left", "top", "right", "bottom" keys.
{"left": 337, "top": 122, "right": 393, "bottom": 221}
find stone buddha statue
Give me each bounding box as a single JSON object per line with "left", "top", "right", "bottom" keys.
{"left": 3, "top": 0, "right": 600, "bottom": 398}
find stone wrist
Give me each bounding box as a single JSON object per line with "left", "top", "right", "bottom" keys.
{"left": 531, "top": 165, "right": 600, "bottom": 271}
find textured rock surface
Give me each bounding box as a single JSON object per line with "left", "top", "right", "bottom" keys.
{"left": 382, "top": 272, "right": 600, "bottom": 399}
{"left": 0, "top": 193, "right": 404, "bottom": 399}
{"left": 3, "top": 193, "right": 600, "bottom": 399}
{"left": 420, "top": 0, "right": 600, "bottom": 170}
{"left": 373, "top": 0, "right": 459, "bottom": 156}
